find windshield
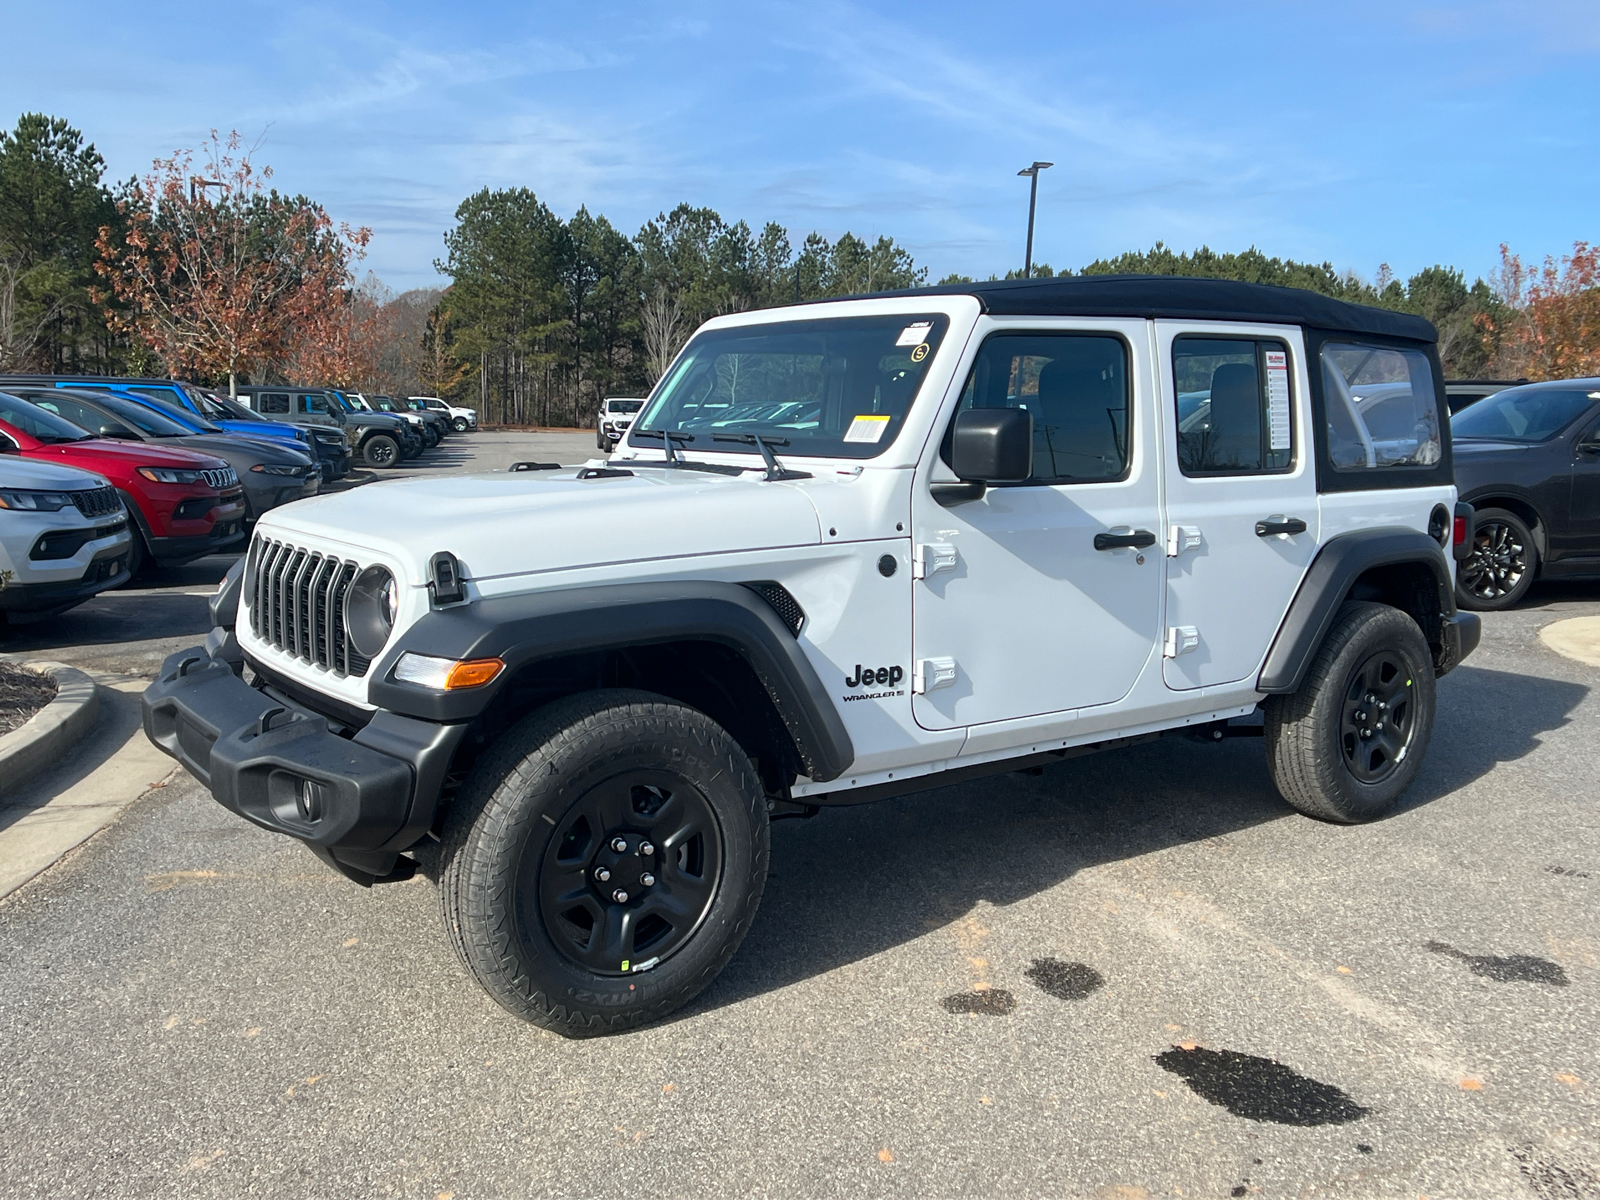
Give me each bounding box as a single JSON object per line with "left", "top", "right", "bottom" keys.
{"left": 203, "top": 393, "right": 259, "bottom": 422}
{"left": 632, "top": 314, "right": 951, "bottom": 460}
{"left": 607, "top": 400, "right": 644, "bottom": 414}
{"left": 1450, "top": 386, "right": 1600, "bottom": 443}
{"left": 0, "top": 391, "right": 92, "bottom": 442}
{"left": 91, "top": 392, "right": 200, "bottom": 437}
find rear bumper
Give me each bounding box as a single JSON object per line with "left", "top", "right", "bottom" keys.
{"left": 142, "top": 642, "right": 466, "bottom": 882}
{"left": 1437, "top": 611, "right": 1481, "bottom": 676}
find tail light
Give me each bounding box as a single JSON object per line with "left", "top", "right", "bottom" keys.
{"left": 1452, "top": 502, "right": 1475, "bottom": 562}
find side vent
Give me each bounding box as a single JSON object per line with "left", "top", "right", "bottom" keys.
{"left": 743, "top": 581, "right": 805, "bottom": 637}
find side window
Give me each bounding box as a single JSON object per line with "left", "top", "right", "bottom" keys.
{"left": 299, "top": 393, "right": 330, "bottom": 414}
{"left": 258, "top": 392, "right": 291, "bottom": 415}
{"left": 1321, "top": 343, "right": 1441, "bottom": 469}
{"left": 946, "top": 332, "right": 1131, "bottom": 483}
{"left": 1172, "top": 337, "right": 1293, "bottom": 475}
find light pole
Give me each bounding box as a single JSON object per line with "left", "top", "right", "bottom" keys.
{"left": 1016, "top": 161, "right": 1053, "bottom": 279}
{"left": 190, "top": 177, "right": 223, "bottom": 203}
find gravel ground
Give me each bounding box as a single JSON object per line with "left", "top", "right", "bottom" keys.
{"left": 0, "top": 433, "right": 1596, "bottom": 1198}
{"left": 0, "top": 661, "right": 56, "bottom": 735}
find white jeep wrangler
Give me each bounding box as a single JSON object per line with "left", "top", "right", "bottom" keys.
{"left": 144, "top": 277, "right": 1479, "bottom": 1036}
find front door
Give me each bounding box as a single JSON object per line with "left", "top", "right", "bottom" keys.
{"left": 1569, "top": 412, "right": 1600, "bottom": 559}
{"left": 910, "top": 320, "right": 1164, "bottom": 731}
{"left": 1156, "top": 322, "right": 1319, "bottom": 690}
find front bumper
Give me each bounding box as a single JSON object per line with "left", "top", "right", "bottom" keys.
{"left": 0, "top": 541, "right": 130, "bottom": 615}
{"left": 142, "top": 643, "right": 466, "bottom": 883}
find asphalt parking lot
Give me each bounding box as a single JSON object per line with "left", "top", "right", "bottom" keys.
{"left": 2, "top": 432, "right": 1598, "bottom": 1198}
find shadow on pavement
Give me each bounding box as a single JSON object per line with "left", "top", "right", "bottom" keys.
{"left": 681, "top": 662, "right": 1587, "bottom": 1020}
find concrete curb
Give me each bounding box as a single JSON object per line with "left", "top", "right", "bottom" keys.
{"left": 0, "top": 662, "right": 100, "bottom": 800}
{"left": 1540, "top": 616, "right": 1600, "bottom": 668}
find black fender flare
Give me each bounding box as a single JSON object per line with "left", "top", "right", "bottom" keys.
{"left": 366, "top": 581, "right": 856, "bottom": 782}
{"left": 1257, "top": 527, "right": 1454, "bottom": 694}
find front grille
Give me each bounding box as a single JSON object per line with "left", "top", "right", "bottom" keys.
{"left": 69, "top": 486, "right": 122, "bottom": 518}
{"left": 248, "top": 536, "right": 371, "bottom": 677}
{"left": 201, "top": 467, "right": 238, "bottom": 490}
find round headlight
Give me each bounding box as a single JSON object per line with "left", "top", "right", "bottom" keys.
{"left": 345, "top": 565, "right": 397, "bottom": 658}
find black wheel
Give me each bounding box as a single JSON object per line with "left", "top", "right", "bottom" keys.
{"left": 439, "top": 689, "right": 769, "bottom": 1036}
{"left": 1265, "top": 602, "right": 1437, "bottom": 823}
{"left": 453, "top": 417, "right": 469, "bottom": 433}
{"left": 362, "top": 434, "right": 400, "bottom": 468}
{"left": 596, "top": 431, "right": 608, "bottom": 450}
{"left": 422, "top": 427, "right": 439, "bottom": 449}
{"left": 1456, "top": 507, "right": 1537, "bottom": 611}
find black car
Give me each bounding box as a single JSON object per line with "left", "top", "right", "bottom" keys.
{"left": 1450, "top": 379, "right": 1600, "bottom": 609}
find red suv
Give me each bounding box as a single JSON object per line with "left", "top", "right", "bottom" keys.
{"left": 0, "top": 392, "right": 246, "bottom": 573}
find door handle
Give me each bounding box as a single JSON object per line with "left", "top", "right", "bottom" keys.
{"left": 1094, "top": 529, "right": 1157, "bottom": 551}
{"left": 1255, "top": 516, "right": 1307, "bottom": 537}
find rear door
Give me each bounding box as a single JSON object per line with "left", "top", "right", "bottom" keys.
{"left": 1157, "top": 323, "right": 1319, "bottom": 690}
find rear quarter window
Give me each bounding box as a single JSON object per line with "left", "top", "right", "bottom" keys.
{"left": 1321, "top": 343, "right": 1441, "bottom": 470}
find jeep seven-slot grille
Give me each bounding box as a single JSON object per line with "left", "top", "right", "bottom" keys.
{"left": 202, "top": 466, "right": 238, "bottom": 490}
{"left": 248, "top": 537, "right": 371, "bottom": 677}
{"left": 69, "top": 486, "right": 121, "bottom": 518}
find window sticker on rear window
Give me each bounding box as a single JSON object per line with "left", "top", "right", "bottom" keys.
{"left": 843, "top": 414, "right": 891, "bottom": 443}
{"left": 1265, "top": 350, "right": 1292, "bottom": 451}
{"left": 896, "top": 322, "right": 933, "bottom": 347}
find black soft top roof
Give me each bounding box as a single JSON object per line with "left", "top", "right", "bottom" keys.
{"left": 858, "top": 274, "right": 1436, "bottom": 344}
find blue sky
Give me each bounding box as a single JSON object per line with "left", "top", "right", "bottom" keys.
{"left": 5, "top": 0, "right": 1597, "bottom": 292}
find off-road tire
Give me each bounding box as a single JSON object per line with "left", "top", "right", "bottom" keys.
{"left": 1456, "top": 507, "right": 1538, "bottom": 612}
{"left": 596, "top": 431, "right": 607, "bottom": 450}
{"left": 1264, "top": 601, "right": 1437, "bottom": 823}
{"left": 439, "top": 689, "right": 769, "bottom": 1036}
{"left": 362, "top": 434, "right": 400, "bottom": 468}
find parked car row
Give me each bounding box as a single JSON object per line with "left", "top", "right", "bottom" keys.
{"left": 227, "top": 386, "right": 474, "bottom": 468}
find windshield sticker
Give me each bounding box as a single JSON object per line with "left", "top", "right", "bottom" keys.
{"left": 844, "top": 414, "right": 891, "bottom": 443}
{"left": 1265, "top": 350, "right": 1292, "bottom": 451}
{"left": 896, "top": 321, "right": 933, "bottom": 347}
{"left": 910, "top": 344, "right": 929, "bottom": 362}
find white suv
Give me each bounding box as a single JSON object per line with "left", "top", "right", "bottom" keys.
{"left": 1, "top": 457, "right": 133, "bottom": 621}
{"left": 597, "top": 397, "right": 645, "bottom": 449}
{"left": 145, "top": 277, "right": 1478, "bottom": 1036}
{"left": 409, "top": 396, "right": 477, "bottom": 433}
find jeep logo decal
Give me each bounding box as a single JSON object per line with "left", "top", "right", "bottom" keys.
{"left": 845, "top": 664, "right": 903, "bottom": 688}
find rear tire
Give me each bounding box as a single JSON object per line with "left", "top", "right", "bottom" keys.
{"left": 439, "top": 689, "right": 769, "bottom": 1036}
{"left": 1264, "top": 602, "right": 1436, "bottom": 823}
{"left": 1456, "top": 507, "right": 1537, "bottom": 611}
{"left": 362, "top": 435, "right": 400, "bottom": 468}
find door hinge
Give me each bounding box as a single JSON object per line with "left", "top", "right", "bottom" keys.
{"left": 1164, "top": 626, "right": 1200, "bottom": 658}
{"left": 912, "top": 543, "right": 958, "bottom": 580}
{"left": 913, "top": 657, "right": 958, "bottom": 694}
{"left": 1167, "top": 525, "right": 1203, "bottom": 556}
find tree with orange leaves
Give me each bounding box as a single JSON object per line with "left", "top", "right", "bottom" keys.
{"left": 1483, "top": 241, "right": 1600, "bottom": 381}
{"left": 93, "top": 131, "right": 370, "bottom": 394}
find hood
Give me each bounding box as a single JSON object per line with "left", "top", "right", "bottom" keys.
{"left": 348, "top": 413, "right": 404, "bottom": 430}
{"left": 0, "top": 456, "right": 109, "bottom": 490}
{"left": 170, "top": 434, "right": 312, "bottom": 466}
{"left": 31, "top": 438, "right": 230, "bottom": 471}
{"left": 259, "top": 466, "right": 824, "bottom": 586}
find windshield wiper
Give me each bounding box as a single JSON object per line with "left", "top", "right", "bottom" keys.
{"left": 712, "top": 433, "right": 812, "bottom": 481}
{"left": 629, "top": 429, "right": 743, "bottom": 475}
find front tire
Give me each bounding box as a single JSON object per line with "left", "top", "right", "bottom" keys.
{"left": 1265, "top": 602, "right": 1437, "bottom": 823}
{"left": 1456, "top": 507, "right": 1538, "bottom": 611}
{"left": 439, "top": 690, "right": 769, "bottom": 1036}
{"left": 453, "top": 417, "right": 469, "bottom": 433}
{"left": 362, "top": 434, "right": 400, "bottom": 468}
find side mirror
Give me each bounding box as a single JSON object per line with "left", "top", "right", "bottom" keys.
{"left": 950, "top": 407, "right": 1033, "bottom": 483}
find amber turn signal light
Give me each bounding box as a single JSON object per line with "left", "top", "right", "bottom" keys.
{"left": 445, "top": 658, "right": 504, "bottom": 689}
